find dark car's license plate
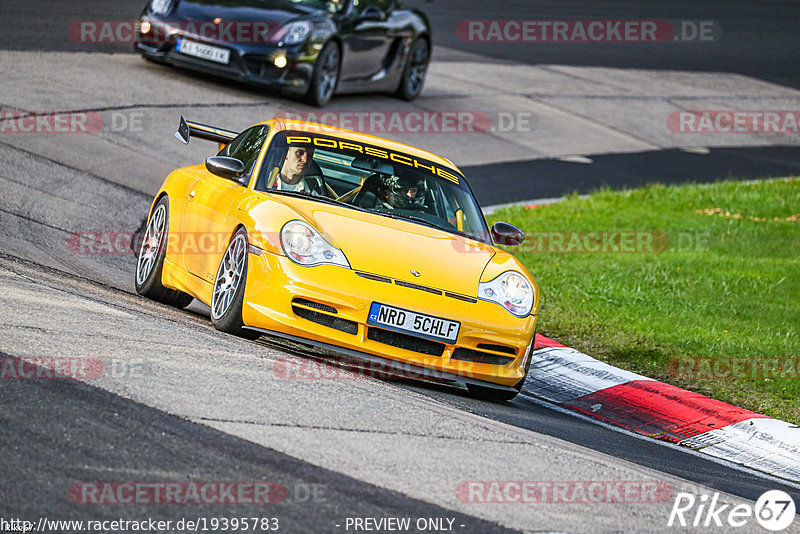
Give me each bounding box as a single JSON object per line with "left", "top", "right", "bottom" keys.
{"left": 176, "top": 39, "right": 230, "bottom": 64}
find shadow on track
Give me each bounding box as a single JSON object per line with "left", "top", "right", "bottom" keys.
{"left": 464, "top": 146, "right": 800, "bottom": 206}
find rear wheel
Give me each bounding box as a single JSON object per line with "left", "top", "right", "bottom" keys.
{"left": 395, "top": 38, "right": 429, "bottom": 101}
{"left": 135, "top": 197, "right": 193, "bottom": 308}
{"left": 306, "top": 41, "right": 340, "bottom": 107}
{"left": 211, "top": 228, "right": 260, "bottom": 339}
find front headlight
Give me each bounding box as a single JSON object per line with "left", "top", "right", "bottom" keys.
{"left": 280, "top": 221, "right": 350, "bottom": 268}
{"left": 478, "top": 271, "right": 534, "bottom": 317}
{"left": 272, "top": 21, "right": 311, "bottom": 45}
{"left": 150, "top": 0, "right": 174, "bottom": 16}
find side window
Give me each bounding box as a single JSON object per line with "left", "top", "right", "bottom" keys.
{"left": 353, "top": 0, "right": 393, "bottom": 15}
{"left": 218, "top": 126, "right": 269, "bottom": 176}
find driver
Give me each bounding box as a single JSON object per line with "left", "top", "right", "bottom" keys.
{"left": 380, "top": 174, "right": 428, "bottom": 210}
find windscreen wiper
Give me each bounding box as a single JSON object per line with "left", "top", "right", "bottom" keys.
{"left": 269, "top": 190, "right": 351, "bottom": 208}
{"left": 373, "top": 211, "right": 483, "bottom": 242}
{"left": 393, "top": 214, "right": 443, "bottom": 230}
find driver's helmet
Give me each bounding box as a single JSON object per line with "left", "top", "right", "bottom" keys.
{"left": 383, "top": 174, "right": 427, "bottom": 209}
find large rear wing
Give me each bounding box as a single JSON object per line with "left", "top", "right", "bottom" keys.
{"left": 175, "top": 116, "right": 238, "bottom": 151}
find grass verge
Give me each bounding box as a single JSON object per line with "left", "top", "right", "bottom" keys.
{"left": 489, "top": 178, "right": 800, "bottom": 424}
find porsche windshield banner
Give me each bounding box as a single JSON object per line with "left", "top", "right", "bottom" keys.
{"left": 283, "top": 133, "right": 462, "bottom": 186}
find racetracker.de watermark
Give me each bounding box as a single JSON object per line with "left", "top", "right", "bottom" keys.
{"left": 69, "top": 20, "right": 278, "bottom": 44}
{"left": 456, "top": 480, "right": 674, "bottom": 504}
{"left": 69, "top": 230, "right": 714, "bottom": 256}
{"left": 272, "top": 356, "right": 492, "bottom": 381}
{"left": 275, "top": 110, "right": 535, "bottom": 134}
{"left": 68, "top": 482, "right": 327, "bottom": 505}
{"left": 477, "top": 231, "right": 712, "bottom": 254}
{"left": 1, "top": 356, "right": 102, "bottom": 380}
{"left": 457, "top": 20, "right": 720, "bottom": 43}
{"left": 668, "top": 111, "right": 800, "bottom": 134}
{"left": 0, "top": 356, "right": 152, "bottom": 380}
{"left": 69, "top": 482, "right": 289, "bottom": 505}
{"left": 0, "top": 110, "right": 148, "bottom": 134}
{"left": 69, "top": 231, "right": 245, "bottom": 256}
{"left": 667, "top": 357, "right": 800, "bottom": 380}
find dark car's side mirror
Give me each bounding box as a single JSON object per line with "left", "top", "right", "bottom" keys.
{"left": 358, "top": 5, "right": 386, "bottom": 21}
{"left": 491, "top": 222, "right": 525, "bottom": 246}
{"left": 206, "top": 156, "right": 245, "bottom": 182}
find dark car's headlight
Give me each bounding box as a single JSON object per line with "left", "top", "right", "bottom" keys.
{"left": 478, "top": 271, "right": 534, "bottom": 317}
{"left": 150, "top": 0, "right": 174, "bottom": 16}
{"left": 280, "top": 221, "right": 349, "bottom": 268}
{"left": 272, "top": 21, "right": 311, "bottom": 45}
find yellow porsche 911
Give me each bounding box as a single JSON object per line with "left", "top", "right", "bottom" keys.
{"left": 135, "top": 117, "right": 538, "bottom": 400}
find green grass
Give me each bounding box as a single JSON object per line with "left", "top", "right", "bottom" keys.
{"left": 490, "top": 178, "right": 800, "bottom": 424}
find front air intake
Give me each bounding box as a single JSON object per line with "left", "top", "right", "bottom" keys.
{"left": 367, "top": 326, "right": 445, "bottom": 357}
{"left": 451, "top": 348, "right": 514, "bottom": 366}
{"left": 292, "top": 301, "right": 357, "bottom": 335}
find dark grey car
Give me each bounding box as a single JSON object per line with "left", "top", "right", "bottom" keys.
{"left": 135, "top": 0, "right": 431, "bottom": 106}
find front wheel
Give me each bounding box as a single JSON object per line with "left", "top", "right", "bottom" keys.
{"left": 306, "top": 41, "right": 340, "bottom": 107}
{"left": 134, "top": 197, "right": 193, "bottom": 308}
{"left": 211, "top": 228, "right": 260, "bottom": 339}
{"left": 466, "top": 381, "right": 523, "bottom": 402}
{"left": 395, "top": 38, "right": 429, "bottom": 101}
{"left": 466, "top": 339, "right": 534, "bottom": 401}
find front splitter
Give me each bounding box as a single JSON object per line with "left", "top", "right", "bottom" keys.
{"left": 243, "top": 326, "right": 519, "bottom": 393}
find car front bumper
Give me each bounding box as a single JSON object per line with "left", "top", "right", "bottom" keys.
{"left": 134, "top": 29, "right": 315, "bottom": 95}
{"left": 242, "top": 251, "right": 537, "bottom": 387}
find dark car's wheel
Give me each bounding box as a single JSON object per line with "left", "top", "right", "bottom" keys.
{"left": 135, "top": 197, "right": 194, "bottom": 308}
{"left": 395, "top": 38, "right": 429, "bottom": 101}
{"left": 211, "top": 228, "right": 260, "bottom": 339}
{"left": 306, "top": 41, "right": 340, "bottom": 107}
{"left": 466, "top": 339, "right": 534, "bottom": 401}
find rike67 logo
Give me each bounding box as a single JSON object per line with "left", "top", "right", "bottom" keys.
{"left": 668, "top": 490, "right": 796, "bottom": 531}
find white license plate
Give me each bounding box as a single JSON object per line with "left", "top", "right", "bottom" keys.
{"left": 176, "top": 39, "right": 230, "bottom": 64}
{"left": 367, "top": 303, "right": 460, "bottom": 344}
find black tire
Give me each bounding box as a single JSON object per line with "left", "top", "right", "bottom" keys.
{"left": 466, "top": 381, "right": 522, "bottom": 402}
{"left": 210, "top": 228, "right": 260, "bottom": 340}
{"left": 466, "top": 337, "right": 534, "bottom": 401}
{"left": 134, "top": 196, "right": 194, "bottom": 308}
{"left": 395, "top": 38, "right": 429, "bottom": 101}
{"left": 306, "top": 41, "right": 340, "bottom": 107}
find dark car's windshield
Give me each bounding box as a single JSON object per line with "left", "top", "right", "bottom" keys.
{"left": 272, "top": 0, "right": 345, "bottom": 13}
{"left": 255, "top": 131, "right": 490, "bottom": 243}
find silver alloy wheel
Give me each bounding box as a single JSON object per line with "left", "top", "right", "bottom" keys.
{"left": 211, "top": 233, "right": 247, "bottom": 320}
{"left": 318, "top": 46, "right": 339, "bottom": 102}
{"left": 406, "top": 41, "right": 428, "bottom": 95}
{"left": 135, "top": 203, "right": 166, "bottom": 286}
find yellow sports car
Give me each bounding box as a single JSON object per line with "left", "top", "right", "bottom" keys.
{"left": 135, "top": 117, "right": 538, "bottom": 400}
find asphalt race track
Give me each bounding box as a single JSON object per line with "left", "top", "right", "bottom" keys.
{"left": 1, "top": 1, "right": 800, "bottom": 533}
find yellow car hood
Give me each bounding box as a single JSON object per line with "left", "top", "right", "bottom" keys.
{"left": 279, "top": 198, "right": 496, "bottom": 295}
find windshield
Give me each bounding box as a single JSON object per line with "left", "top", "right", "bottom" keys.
{"left": 278, "top": 0, "right": 345, "bottom": 13}
{"left": 255, "top": 131, "right": 490, "bottom": 243}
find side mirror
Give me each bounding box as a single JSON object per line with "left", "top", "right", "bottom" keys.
{"left": 491, "top": 222, "right": 525, "bottom": 246}
{"left": 358, "top": 6, "right": 385, "bottom": 21}
{"left": 205, "top": 156, "right": 245, "bottom": 181}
